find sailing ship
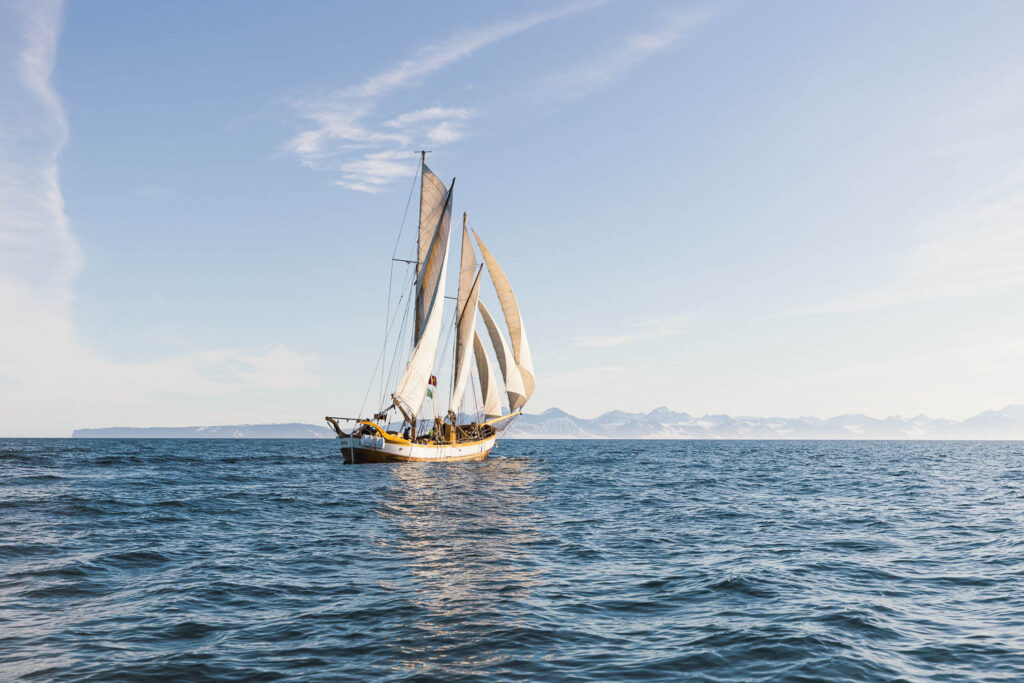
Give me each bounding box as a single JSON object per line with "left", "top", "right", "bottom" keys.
{"left": 325, "top": 155, "right": 535, "bottom": 463}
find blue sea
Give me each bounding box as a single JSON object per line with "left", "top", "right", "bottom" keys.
{"left": 3, "top": 439, "right": 1024, "bottom": 681}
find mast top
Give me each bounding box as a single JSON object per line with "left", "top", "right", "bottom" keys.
{"left": 416, "top": 150, "right": 432, "bottom": 164}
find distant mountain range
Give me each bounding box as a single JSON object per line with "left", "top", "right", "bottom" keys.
{"left": 503, "top": 405, "right": 1024, "bottom": 440}
{"left": 72, "top": 405, "right": 1024, "bottom": 439}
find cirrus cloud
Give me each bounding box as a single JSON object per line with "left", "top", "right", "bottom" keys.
{"left": 284, "top": 1, "right": 608, "bottom": 192}
{"left": 0, "top": 1, "right": 324, "bottom": 436}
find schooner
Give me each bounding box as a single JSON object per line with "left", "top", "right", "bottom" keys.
{"left": 325, "top": 155, "right": 535, "bottom": 463}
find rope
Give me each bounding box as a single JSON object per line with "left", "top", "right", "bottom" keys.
{"left": 364, "top": 258, "right": 415, "bottom": 417}
{"left": 392, "top": 166, "right": 419, "bottom": 261}
{"left": 358, "top": 164, "right": 419, "bottom": 420}
{"left": 359, "top": 272, "right": 412, "bottom": 419}
{"left": 382, "top": 274, "right": 415, "bottom": 405}
{"left": 377, "top": 166, "right": 420, "bottom": 406}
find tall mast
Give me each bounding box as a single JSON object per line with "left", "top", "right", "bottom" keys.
{"left": 450, "top": 212, "right": 468, "bottom": 407}
{"left": 416, "top": 150, "right": 427, "bottom": 280}
{"left": 414, "top": 150, "right": 427, "bottom": 338}
{"left": 450, "top": 212, "right": 482, "bottom": 421}
{"left": 451, "top": 212, "right": 466, "bottom": 400}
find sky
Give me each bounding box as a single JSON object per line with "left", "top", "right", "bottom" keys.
{"left": 3, "top": 0, "right": 1024, "bottom": 436}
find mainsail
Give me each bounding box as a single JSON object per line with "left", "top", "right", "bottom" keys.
{"left": 472, "top": 231, "right": 535, "bottom": 402}
{"left": 478, "top": 300, "right": 526, "bottom": 412}
{"left": 394, "top": 185, "right": 453, "bottom": 416}
{"left": 473, "top": 330, "right": 502, "bottom": 419}
{"left": 415, "top": 161, "right": 449, "bottom": 343}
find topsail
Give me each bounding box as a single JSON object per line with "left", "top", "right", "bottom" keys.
{"left": 415, "top": 161, "right": 449, "bottom": 343}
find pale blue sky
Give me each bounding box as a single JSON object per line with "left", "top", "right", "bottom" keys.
{"left": 3, "top": 0, "right": 1024, "bottom": 436}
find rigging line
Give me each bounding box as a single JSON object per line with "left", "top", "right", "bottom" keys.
{"left": 381, "top": 276, "right": 414, "bottom": 409}
{"left": 378, "top": 259, "right": 415, "bottom": 407}
{"left": 379, "top": 258, "right": 394, "bottom": 406}
{"left": 380, "top": 263, "right": 417, "bottom": 411}
{"left": 382, "top": 240, "right": 419, "bottom": 402}
{"left": 392, "top": 163, "right": 420, "bottom": 260}
{"left": 360, "top": 260, "right": 417, "bottom": 420}
{"left": 450, "top": 300, "right": 457, "bottom": 404}
{"left": 381, "top": 262, "right": 416, "bottom": 395}
{"left": 379, "top": 165, "right": 421, "bottom": 407}
{"left": 469, "top": 362, "right": 480, "bottom": 424}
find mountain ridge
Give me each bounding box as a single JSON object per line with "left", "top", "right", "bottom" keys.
{"left": 504, "top": 405, "right": 1024, "bottom": 439}
{"left": 70, "top": 405, "right": 1024, "bottom": 439}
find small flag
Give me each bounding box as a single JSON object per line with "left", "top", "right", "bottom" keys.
{"left": 426, "top": 387, "right": 434, "bottom": 399}
{"left": 428, "top": 375, "right": 437, "bottom": 387}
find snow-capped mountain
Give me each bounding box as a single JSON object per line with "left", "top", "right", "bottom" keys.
{"left": 70, "top": 406, "right": 1024, "bottom": 439}
{"left": 503, "top": 405, "right": 1024, "bottom": 439}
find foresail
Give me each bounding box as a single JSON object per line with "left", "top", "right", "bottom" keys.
{"left": 472, "top": 231, "right": 535, "bottom": 402}
{"left": 450, "top": 268, "right": 483, "bottom": 414}
{"left": 473, "top": 330, "right": 502, "bottom": 419}
{"left": 395, "top": 186, "right": 453, "bottom": 415}
{"left": 415, "top": 162, "right": 449, "bottom": 342}
{"left": 478, "top": 300, "right": 526, "bottom": 412}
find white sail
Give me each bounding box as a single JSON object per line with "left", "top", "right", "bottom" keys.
{"left": 473, "top": 330, "right": 502, "bottom": 419}
{"left": 414, "top": 183, "right": 453, "bottom": 346}
{"left": 456, "top": 223, "right": 477, "bottom": 327}
{"left": 415, "top": 162, "right": 449, "bottom": 342}
{"left": 395, "top": 188, "right": 453, "bottom": 415}
{"left": 450, "top": 269, "right": 483, "bottom": 414}
{"left": 478, "top": 300, "right": 526, "bottom": 411}
{"left": 472, "top": 231, "right": 535, "bottom": 402}
{"left": 450, "top": 223, "right": 479, "bottom": 414}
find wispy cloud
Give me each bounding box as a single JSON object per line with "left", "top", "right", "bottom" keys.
{"left": 285, "top": 1, "right": 606, "bottom": 191}
{"left": 572, "top": 315, "right": 688, "bottom": 348}
{"left": 0, "top": 0, "right": 78, "bottom": 300}
{"left": 0, "top": 2, "right": 323, "bottom": 436}
{"left": 535, "top": 8, "right": 711, "bottom": 102}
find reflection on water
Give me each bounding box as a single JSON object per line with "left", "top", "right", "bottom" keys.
{"left": 377, "top": 458, "right": 548, "bottom": 678}
{"left": 6, "top": 439, "right": 1024, "bottom": 681}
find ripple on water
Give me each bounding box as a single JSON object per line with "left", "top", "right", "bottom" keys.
{"left": 2, "top": 438, "right": 1024, "bottom": 681}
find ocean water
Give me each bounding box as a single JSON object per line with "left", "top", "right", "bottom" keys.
{"left": 2, "top": 439, "right": 1024, "bottom": 682}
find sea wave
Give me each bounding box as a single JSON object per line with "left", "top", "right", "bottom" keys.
{"left": 2, "top": 438, "right": 1023, "bottom": 681}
